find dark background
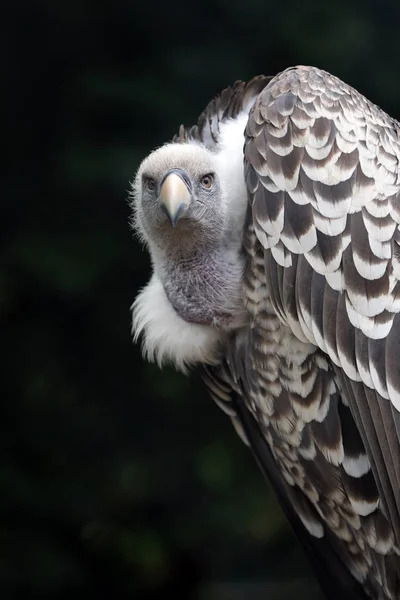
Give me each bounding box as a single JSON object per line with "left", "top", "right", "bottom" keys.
{"left": 3, "top": 1, "right": 400, "bottom": 598}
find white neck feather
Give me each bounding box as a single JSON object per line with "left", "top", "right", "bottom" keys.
{"left": 215, "top": 112, "right": 249, "bottom": 238}
{"left": 131, "top": 274, "right": 225, "bottom": 372}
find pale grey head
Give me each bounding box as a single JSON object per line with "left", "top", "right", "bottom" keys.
{"left": 133, "top": 144, "right": 228, "bottom": 250}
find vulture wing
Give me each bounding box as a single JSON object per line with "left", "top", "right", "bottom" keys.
{"left": 177, "top": 65, "right": 400, "bottom": 598}
{"left": 238, "top": 65, "right": 400, "bottom": 599}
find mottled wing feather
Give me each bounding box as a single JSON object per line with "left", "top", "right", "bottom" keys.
{"left": 173, "top": 75, "right": 272, "bottom": 149}
{"left": 243, "top": 65, "right": 400, "bottom": 598}
{"left": 203, "top": 353, "right": 374, "bottom": 599}
{"left": 246, "top": 67, "right": 400, "bottom": 370}
{"left": 231, "top": 385, "right": 369, "bottom": 600}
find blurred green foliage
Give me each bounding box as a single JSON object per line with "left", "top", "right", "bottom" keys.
{"left": 3, "top": 0, "right": 400, "bottom": 598}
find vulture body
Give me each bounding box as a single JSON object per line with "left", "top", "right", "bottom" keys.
{"left": 131, "top": 66, "right": 400, "bottom": 599}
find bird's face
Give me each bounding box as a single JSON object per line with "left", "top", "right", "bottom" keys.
{"left": 132, "top": 143, "right": 226, "bottom": 252}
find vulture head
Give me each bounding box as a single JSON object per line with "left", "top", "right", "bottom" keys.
{"left": 131, "top": 116, "right": 250, "bottom": 371}
{"left": 134, "top": 144, "right": 225, "bottom": 246}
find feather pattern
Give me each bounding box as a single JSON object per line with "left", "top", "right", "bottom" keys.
{"left": 238, "top": 66, "right": 400, "bottom": 600}
{"left": 185, "top": 66, "right": 400, "bottom": 599}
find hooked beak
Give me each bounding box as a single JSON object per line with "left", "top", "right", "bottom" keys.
{"left": 158, "top": 169, "right": 191, "bottom": 227}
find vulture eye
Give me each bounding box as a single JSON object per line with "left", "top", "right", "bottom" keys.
{"left": 200, "top": 174, "right": 214, "bottom": 189}
{"left": 143, "top": 177, "right": 157, "bottom": 192}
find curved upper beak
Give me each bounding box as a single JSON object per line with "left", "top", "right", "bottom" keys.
{"left": 158, "top": 171, "right": 191, "bottom": 227}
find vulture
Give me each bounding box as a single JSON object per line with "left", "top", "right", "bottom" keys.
{"left": 130, "top": 66, "right": 400, "bottom": 600}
